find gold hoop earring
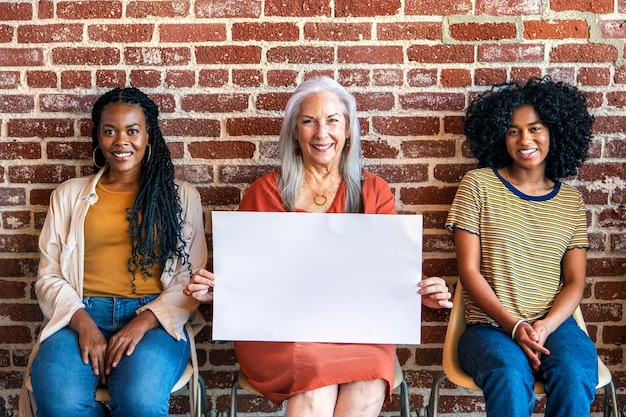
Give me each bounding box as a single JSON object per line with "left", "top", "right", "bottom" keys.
{"left": 92, "top": 147, "right": 106, "bottom": 169}
{"left": 143, "top": 145, "right": 152, "bottom": 166}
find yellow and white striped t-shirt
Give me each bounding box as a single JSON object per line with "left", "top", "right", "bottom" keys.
{"left": 445, "top": 168, "right": 588, "bottom": 325}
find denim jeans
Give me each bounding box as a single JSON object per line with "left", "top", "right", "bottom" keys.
{"left": 458, "top": 317, "right": 598, "bottom": 417}
{"left": 31, "top": 296, "right": 190, "bottom": 417}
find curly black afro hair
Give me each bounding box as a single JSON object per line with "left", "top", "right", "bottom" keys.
{"left": 464, "top": 77, "right": 594, "bottom": 180}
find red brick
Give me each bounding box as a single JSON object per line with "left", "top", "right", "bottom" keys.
{"left": 9, "top": 165, "right": 75, "bottom": 184}
{"left": 408, "top": 45, "right": 473, "bottom": 63}
{"left": 407, "top": 69, "right": 437, "bottom": 87}
{"left": 400, "top": 93, "right": 465, "bottom": 111}
{"left": 226, "top": 118, "right": 282, "bottom": 136}
{"left": 198, "top": 69, "right": 228, "bottom": 87}
{"left": 197, "top": 186, "right": 242, "bottom": 206}
{"left": 47, "top": 141, "right": 91, "bottom": 161}
{"left": 551, "top": 0, "right": 612, "bottom": 13}
{"left": 165, "top": 70, "right": 195, "bottom": 88}
{"left": 607, "top": 91, "right": 626, "bottom": 108}
{"left": 26, "top": 70, "right": 57, "bottom": 88}
{"left": 160, "top": 24, "right": 226, "bottom": 42}
{"left": 615, "top": 66, "right": 626, "bottom": 84}
{"left": 0, "top": 2, "right": 33, "bottom": 20}
{"left": 339, "top": 45, "right": 403, "bottom": 64}
{"left": 450, "top": 22, "right": 516, "bottom": 41}
{"left": 197, "top": 46, "right": 262, "bottom": 64}
{"left": 195, "top": 0, "right": 261, "bottom": 18}
{"left": 265, "top": 0, "right": 329, "bottom": 16}
{"left": 434, "top": 163, "right": 480, "bottom": 182}
{"left": 256, "top": 93, "right": 292, "bottom": 111}
{"left": 599, "top": 19, "right": 626, "bottom": 38}
{"left": 378, "top": 22, "right": 441, "bottom": 40}
{"left": 444, "top": 116, "right": 465, "bottom": 134}
{"left": 401, "top": 185, "right": 458, "bottom": 205}
{"left": 440, "top": 69, "right": 471, "bottom": 87}
{"left": 234, "top": 22, "right": 299, "bottom": 42}
{"left": 30, "top": 188, "right": 54, "bottom": 206}
{"left": 18, "top": 24, "right": 83, "bottom": 43}
{"left": 267, "top": 46, "right": 333, "bottom": 64}
{"left": 551, "top": 43, "right": 618, "bottom": 63}
{"left": 475, "top": 68, "right": 507, "bottom": 86}
{"left": 0, "top": 71, "right": 19, "bottom": 89}
{"left": 335, "top": 0, "right": 400, "bottom": 17}
{"left": 188, "top": 141, "right": 255, "bottom": 160}
{"left": 0, "top": 188, "right": 26, "bottom": 206}
{"left": 125, "top": 47, "right": 190, "bottom": 66}
{"left": 149, "top": 94, "right": 176, "bottom": 113}
{"left": 0, "top": 327, "right": 32, "bottom": 344}
{"left": 0, "top": 142, "right": 41, "bottom": 160}
{"left": 373, "top": 116, "right": 439, "bottom": 136}
{"left": 406, "top": 0, "right": 471, "bottom": 15}
{"left": 524, "top": 20, "right": 588, "bottom": 40}
{"left": 361, "top": 139, "right": 399, "bottom": 159}
{"left": 60, "top": 71, "right": 91, "bottom": 89}
{"left": 578, "top": 67, "right": 611, "bottom": 86}
{"left": 477, "top": 0, "right": 541, "bottom": 15}
{"left": 0, "top": 25, "right": 13, "bottom": 43}
{"left": 174, "top": 165, "right": 214, "bottom": 184}
{"left": 0, "top": 303, "right": 42, "bottom": 322}
{"left": 267, "top": 70, "right": 298, "bottom": 87}
{"left": 606, "top": 138, "right": 626, "bottom": 157}
{"left": 612, "top": 233, "right": 626, "bottom": 252}
{"left": 338, "top": 69, "right": 370, "bottom": 86}
{"left": 40, "top": 94, "right": 97, "bottom": 113}
{"left": 129, "top": 69, "right": 161, "bottom": 88}
{"left": 127, "top": 1, "right": 191, "bottom": 17}
{"left": 219, "top": 165, "right": 276, "bottom": 185}
{"left": 353, "top": 92, "right": 395, "bottom": 111}
{"left": 0, "top": 48, "right": 44, "bottom": 66}
{"left": 8, "top": 119, "right": 74, "bottom": 138}
{"left": 370, "top": 164, "right": 431, "bottom": 184}
{"left": 233, "top": 69, "right": 263, "bottom": 88}
{"left": 3, "top": 210, "right": 31, "bottom": 229}
{"left": 160, "top": 118, "right": 220, "bottom": 137}
{"left": 57, "top": 1, "right": 122, "bottom": 19}
{"left": 88, "top": 24, "right": 153, "bottom": 43}
{"left": 0, "top": 233, "right": 38, "bottom": 253}
{"left": 304, "top": 22, "right": 370, "bottom": 41}
{"left": 38, "top": 0, "right": 54, "bottom": 18}
{"left": 478, "top": 43, "right": 544, "bottom": 62}
{"left": 593, "top": 116, "right": 626, "bottom": 134}
{"left": 372, "top": 69, "right": 403, "bottom": 86}
{"left": 402, "top": 140, "right": 456, "bottom": 159}
{"left": 181, "top": 94, "right": 248, "bottom": 113}
{"left": 52, "top": 47, "right": 119, "bottom": 65}
{"left": 96, "top": 70, "right": 126, "bottom": 88}
{"left": 0, "top": 95, "right": 33, "bottom": 113}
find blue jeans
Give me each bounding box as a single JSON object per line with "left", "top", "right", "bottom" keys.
{"left": 31, "top": 296, "right": 190, "bottom": 417}
{"left": 458, "top": 317, "right": 598, "bottom": 417}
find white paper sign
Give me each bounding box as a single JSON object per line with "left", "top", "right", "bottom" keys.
{"left": 211, "top": 211, "right": 422, "bottom": 344}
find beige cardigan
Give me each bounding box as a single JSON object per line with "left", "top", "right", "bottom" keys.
{"left": 19, "top": 169, "right": 207, "bottom": 416}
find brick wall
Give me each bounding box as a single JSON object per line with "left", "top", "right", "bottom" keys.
{"left": 0, "top": 0, "right": 624, "bottom": 416}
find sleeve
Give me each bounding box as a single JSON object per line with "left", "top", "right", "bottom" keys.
{"left": 35, "top": 185, "right": 86, "bottom": 342}
{"left": 139, "top": 181, "right": 207, "bottom": 340}
{"left": 445, "top": 170, "right": 482, "bottom": 235}
{"left": 361, "top": 172, "right": 396, "bottom": 214}
{"left": 238, "top": 172, "right": 286, "bottom": 212}
{"left": 567, "top": 192, "right": 590, "bottom": 249}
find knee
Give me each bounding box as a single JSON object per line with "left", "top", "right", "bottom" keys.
{"left": 109, "top": 392, "right": 169, "bottom": 417}
{"left": 340, "top": 379, "right": 387, "bottom": 411}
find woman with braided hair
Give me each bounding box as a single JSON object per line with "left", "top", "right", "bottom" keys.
{"left": 20, "top": 87, "right": 207, "bottom": 417}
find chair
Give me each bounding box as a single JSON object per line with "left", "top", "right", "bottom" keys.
{"left": 25, "top": 360, "right": 210, "bottom": 417}
{"left": 425, "top": 281, "right": 619, "bottom": 417}
{"left": 230, "top": 355, "right": 411, "bottom": 417}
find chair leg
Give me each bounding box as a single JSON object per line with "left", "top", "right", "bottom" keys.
{"left": 197, "top": 376, "right": 209, "bottom": 417}
{"left": 426, "top": 372, "right": 447, "bottom": 417}
{"left": 400, "top": 377, "right": 410, "bottom": 417}
{"left": 230, "top": 372, "right": 240, "bottom": 417}
{"left": 604, "top": 380, "right": 619, "bottom": 417}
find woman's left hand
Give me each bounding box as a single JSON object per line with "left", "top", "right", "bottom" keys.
{"left": 418, "top": 277, "right": 453, "bottom": 309}
{"left": 104, "top": 310, "right": 158, "bottom": 375}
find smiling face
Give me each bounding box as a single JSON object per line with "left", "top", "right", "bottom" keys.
{"left": 295, "top": 92, "right": 349, "bottom": 172}
{"left": 97, "top": 102, "right": 150, "bottom": 181}
{"left": 505, "top": 104, "right": 550, "bottom": 172}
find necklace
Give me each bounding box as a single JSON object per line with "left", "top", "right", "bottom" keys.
{"left": 304, "top": 176, "right": 337, "bottom": 206}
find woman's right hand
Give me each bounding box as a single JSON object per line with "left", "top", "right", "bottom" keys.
{"left": 184, "top": 268, "right": 216, "bottom": 303}
{"left": 69, "top": 309, "right": 108, "bottom": 382}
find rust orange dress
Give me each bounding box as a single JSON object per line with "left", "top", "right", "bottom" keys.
{"left": 234, "top": 170, "right": 397, "bottom": 405}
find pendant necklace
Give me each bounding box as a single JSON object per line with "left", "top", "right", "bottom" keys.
{"left": 304, "top": 176, "right": 337, "bottom": 206}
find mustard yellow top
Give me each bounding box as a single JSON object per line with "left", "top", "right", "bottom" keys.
{"left": 83, "top": 182, "right": 162, "bottom": 297}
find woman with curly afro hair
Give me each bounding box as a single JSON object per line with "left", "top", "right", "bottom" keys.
{"left": 445, "top": 77, "right": 598, "bottom": 417}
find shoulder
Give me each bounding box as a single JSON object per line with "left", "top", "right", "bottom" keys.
{"left": 362, "top": 171, "right": 391, "bottom": 189}
{"left": 50, "top": 174, "right": 97, "bottom": 199}
{"left": 174, "top": 179, "right": 202, "bottom": 206}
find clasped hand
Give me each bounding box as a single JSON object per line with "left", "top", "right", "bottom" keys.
{"left": 513, "top": 319, "right": 551, "bottom": 372}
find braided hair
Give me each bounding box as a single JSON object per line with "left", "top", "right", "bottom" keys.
{"left": 91, "top": 87, "right": 189, "bottom": 289}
